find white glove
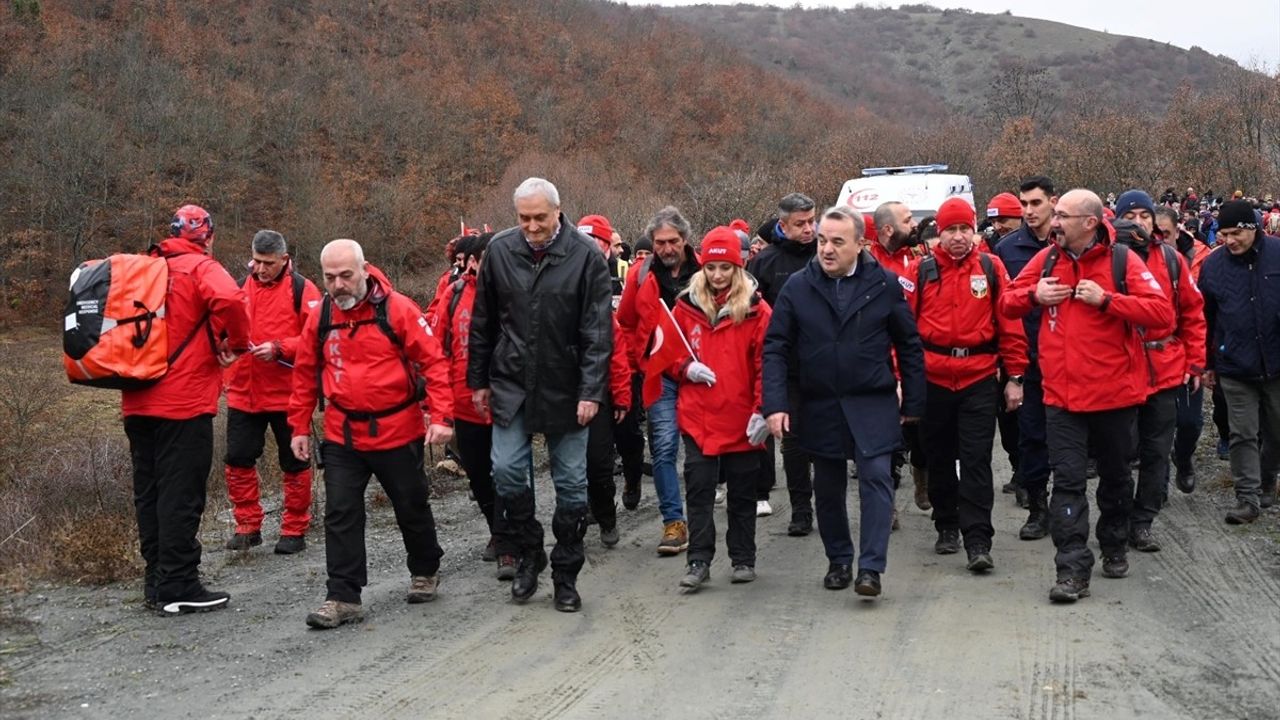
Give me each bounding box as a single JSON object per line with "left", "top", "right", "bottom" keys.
{"left": 685, "top": 361, "right": 717, "bottom": 386}
{"left": 746, "top": 413, "right": 769, "bottom": 446}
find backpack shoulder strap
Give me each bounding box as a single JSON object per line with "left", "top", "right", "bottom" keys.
{"left": 373, "top": 297, "right": 403, "bottom": 349}
{"left": 440, "top": 278, "right": 467, "bottom": 358}
{"left": 636, "top": 256, "right": 654, "bottom": 288}
{"left": 1161, "top": 243, "right": 1181, "bottom": 324}
{"left": 913, "top": 255, "right": 938, "bottom": 316}
{"left": 977, "top": 252, "right": 999, "bottom": 328}
{"left": 1040, "top": 246, "right": 1060, "bottom": 277}
{"left": 291, "top": 271, "right": 306, "bottom": 316}
{"left": 1111, "top": 243, "right": 1129, "bottom": 295}
{"left": 315, "top": 295, "right": 332, "bottom": 409}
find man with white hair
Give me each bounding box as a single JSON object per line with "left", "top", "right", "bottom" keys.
{"left": 289, "top": 239, "right": 455, "bottom": 629}
{"left": 469, "top": 178, "right": 614, "bottom": 613}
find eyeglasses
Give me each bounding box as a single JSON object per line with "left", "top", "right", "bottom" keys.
{"left": 1051, "top": 212, "right": 1092, "bottom": 221}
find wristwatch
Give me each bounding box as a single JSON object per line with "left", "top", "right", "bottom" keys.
{"left": 1008, "top": 375, "right": 1024, "bottom": 386}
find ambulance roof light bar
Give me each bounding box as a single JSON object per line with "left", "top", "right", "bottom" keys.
{"left": 861, "top": 164, "right": 951, "bottom": 177}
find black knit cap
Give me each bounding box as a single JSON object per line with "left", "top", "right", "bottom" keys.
{"left": 1218, "top": 200, "right": 1259, "bottom": 230}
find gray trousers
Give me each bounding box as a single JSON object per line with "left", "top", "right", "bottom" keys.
{"left": 1219, "top": 375, "right": 1280, "bottom": 508}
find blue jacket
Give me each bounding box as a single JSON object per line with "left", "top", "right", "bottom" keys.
{"left": 1199, "top": 233, "right": 1280, "bottom": 382}
{"left": 994, "top": 223, "right": 1052, "bottom": 359}
{"left": 762, "top": 252, "right": 925, "bottom": 459}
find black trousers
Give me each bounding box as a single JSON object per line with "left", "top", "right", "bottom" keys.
{"left": 1016, "top": 361, "right": 1051, "bottom": 498}
{"left": 453, "top": 419, "right": 496, "bottom": 531}
{"left": 126, "top": 414, "right": 214, "bottom": 602}
{"left": 321, "top": 440, "right": 443, "bottom": 603}
{"left": 683, "top": 436, "right": 757, "bottom": 567}
{"left": 615, "top": 376, "right": 646, "bottom": 488}
{"left": 1046, "top": 406, "right": 1138, "bottom": 579}
{"left": 587, "top": 397, "right": 618, "bottom": 530}
{"left": 996, "top": 388, "right": 1021, "bottom": 483}
{"left": 921, "top": 378, "right": 999, "bottom": 549}
{"left": 1213, "top": 381, "right": 1231, "bottom": 444}
{"left": 1131, "top": 387, "right": 1178, "bottom": 528}
{"left": 225, "top": 407, "right": 309, "bottom": 472}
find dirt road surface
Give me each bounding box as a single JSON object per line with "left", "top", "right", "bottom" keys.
{"left": 4, "top": 446, "right": 1280, "bottom": 720}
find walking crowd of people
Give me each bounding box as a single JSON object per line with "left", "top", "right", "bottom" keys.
{"left": 107, "top": 172, "right": 1280, "bottom": 626}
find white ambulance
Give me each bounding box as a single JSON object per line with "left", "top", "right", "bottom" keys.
{"left": 835, "top": 164, "right": 974, "bottom": 220}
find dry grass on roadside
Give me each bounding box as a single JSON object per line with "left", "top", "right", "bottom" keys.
{"left": 0, "top": 333, "right": 139, "bottom": 588}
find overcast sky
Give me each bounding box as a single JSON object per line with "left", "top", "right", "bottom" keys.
{"left": 630, "top": 1, "right": 1280, "bottom": 69}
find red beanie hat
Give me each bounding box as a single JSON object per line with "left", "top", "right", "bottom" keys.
{"left": 728, "top": 218, "right": 751, "bottom": 234}
{"left": 936, "top": 198, "right": 976, "bottom": 231}
{"left": 985, "top": 192, "right": 1022, "bottom": 219}
{"left": 576, "top": 214, "right": 615, "bottom": 244}
{"left": 698, "top": 226, "right": 745, "bottom": 267}
{"left": 863, "top": 214, "right": 878, "bottom": 243}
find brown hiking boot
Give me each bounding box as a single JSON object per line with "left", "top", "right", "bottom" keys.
{"left": 407, "top": 575, "right": 439, "bottom": 603}
{"left": 912, "top": 466, "right": 931, "bottom": 510}
{"left": 305, "top": 600, "right": 363, "bottom": 629}
{"left": 657, "top": 520, "right": 689, "bottom": 555}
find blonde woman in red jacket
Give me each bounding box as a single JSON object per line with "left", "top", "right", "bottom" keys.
{"left": 672, "top": 227, "right": 772, "bottom": 592}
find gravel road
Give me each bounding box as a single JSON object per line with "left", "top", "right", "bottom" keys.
{"left": 3, "top": 444, "right": 1279, "bottom": 720}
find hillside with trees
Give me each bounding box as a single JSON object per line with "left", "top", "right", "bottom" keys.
{"left": 0, "top": 0, "right": 1277, "bottom": 323}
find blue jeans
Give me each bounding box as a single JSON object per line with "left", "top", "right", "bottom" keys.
{"left": 491, "top": 406, "right": 588, "bottom": 511}
{"left": 646, "top": 376, "right": 685, "bottom": 523}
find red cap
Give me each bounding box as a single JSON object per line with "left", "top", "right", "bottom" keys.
{"left": 576, "top": 214, "right": 615, "bottom": 244}
{"left": 935, "top": 197, "right": 976, "bottom": 232}
{"left": 698, "top": 226, "right": 745, "bottom": 268}
{"left": 986, "top": 192, "right": 1022, "bottom": 219}
{"left": 863, "top": 214, "right": 878, "bottom": 243}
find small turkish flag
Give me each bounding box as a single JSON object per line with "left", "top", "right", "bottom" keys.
{"left": 642, "top": 302, "right": 691, "bottom": 407}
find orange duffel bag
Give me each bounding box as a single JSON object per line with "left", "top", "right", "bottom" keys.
{"left": 63, "top": 253, "right": 204, "bottom": 389}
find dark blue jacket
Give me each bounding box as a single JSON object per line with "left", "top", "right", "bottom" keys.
{"left": 1199, "top": 234, "right": 1280, "bottom": 382}
{"left": 994, "top": 223, "right": 1052, "bottom": 359}
{"left": 762, "top": 252, "right": 925, "bottom": 459}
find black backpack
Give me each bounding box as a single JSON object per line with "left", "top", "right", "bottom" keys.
{"left": 314, "top": 295, "right": 425, "bottom": 447}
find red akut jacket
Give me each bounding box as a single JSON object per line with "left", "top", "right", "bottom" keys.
{"left": 423, "top": 267, "right": 458, "bottom": 328}
{"left": 289, "top": 266, "right": 453, "bottom": 451}
{"left": 904, "top": 249, "right": 1028, "bottom": 391}
{"left": 616, "top": 260, "right": 662, "bottom": 370}
{"left": 123, "top": 238, "right": 250, "bottom": 419}
{"left": 673, "top": 293, "right": 771, "bottom": 456}
{"left": 224, "top": 263, "right": 322, "bottom": 413}
{"left": 1135, "top": 242, "right": 1207, "bottom": 393}
{"left": 427, "top": 272, "right": 487, "bottom": 426}
{"left": 869, "top": 240, "right": 926, "bottom": 283}
{"left": 609, "top": 318, "right": 633, "bottom": 410}
{"left": 1000, "top": 235, "right": 1175, "bottom": 412}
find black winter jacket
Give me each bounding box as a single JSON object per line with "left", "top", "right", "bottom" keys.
{"left": 747, "top": 218, "right": 816, "bottom": 307}
{"left": 1199, "top": 233, "right": 1280, "bottom": 381}
{"left": 467, "top": 216, "right": 614, "bottom": 433}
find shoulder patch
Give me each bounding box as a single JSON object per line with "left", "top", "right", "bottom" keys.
{"left": 897, "top": 275, "right": 916, "bottom": 293}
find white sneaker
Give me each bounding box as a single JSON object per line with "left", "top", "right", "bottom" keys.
{"left": 756, "top": 500, "right": 772, "bottom": 517}
{"left": 714, "top": 485, "right": 727, "bottom": 505}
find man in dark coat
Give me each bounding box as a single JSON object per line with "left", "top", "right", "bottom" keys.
{"left": 763, "top": 205, "right": 926, "bottom": 599}
{"left": 468, "top": 177, "right": 614, "bottom": 613}
{"left": 1199, "top": 199, "right": 1280, "bottom": 523}
{"left": 747, "top": 192, "right": 818, "bottom": 535}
